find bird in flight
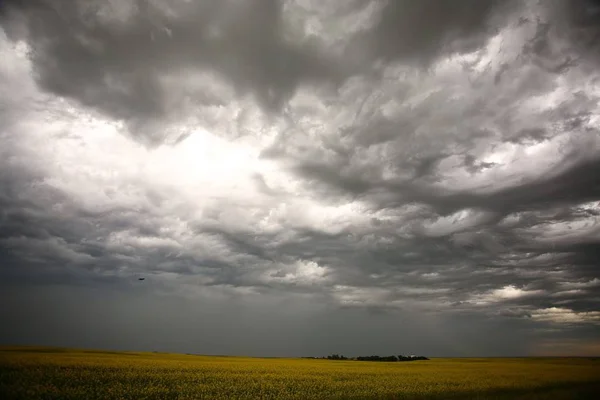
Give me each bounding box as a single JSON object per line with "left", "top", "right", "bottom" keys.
{"left": 138, "top": 277, "right": 145, "bottom": 281}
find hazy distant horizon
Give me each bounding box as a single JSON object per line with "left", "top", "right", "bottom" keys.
{"left": 3, "top": 343, "right": 597, "bottom": 359}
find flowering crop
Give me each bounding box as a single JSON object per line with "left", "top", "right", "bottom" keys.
{"left": 1, "top": 347, "right": 599, "bottom": 399}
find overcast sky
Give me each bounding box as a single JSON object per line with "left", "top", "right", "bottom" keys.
{"left": 1, "top": 0, "right": 600, "bottom": 358}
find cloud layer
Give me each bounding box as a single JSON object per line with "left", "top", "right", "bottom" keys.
{"left": 1, "top": 0, "right": 599, "bottom": 355}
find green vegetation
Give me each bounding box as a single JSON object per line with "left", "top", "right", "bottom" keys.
{"left": 321, "top": 354, "right": 429, "bottom": 361}
{"left": 1, "top": 346, "right": 599, "bottom": 399}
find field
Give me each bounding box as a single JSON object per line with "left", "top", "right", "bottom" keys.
{"left": 1, "top": 347, "right": 599, "bottom": 399}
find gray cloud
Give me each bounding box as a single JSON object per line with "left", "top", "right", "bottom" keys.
{"left": 1, "top": 0, "right": 343, "bottom": 145}
{"left": 1, "top": 0, "right": 600, "bottom": 356}
{"left": 352, "top": 0, "right": 511, "bottom": 66}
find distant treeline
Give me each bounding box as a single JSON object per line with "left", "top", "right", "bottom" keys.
{"left": 303, "top": 354, "right": 429, "bottom": 362}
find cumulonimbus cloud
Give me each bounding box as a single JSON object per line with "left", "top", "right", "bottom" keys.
{"left": 1, "top": 0, "right": 599, "bottom": 344}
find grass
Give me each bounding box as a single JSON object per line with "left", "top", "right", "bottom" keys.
{"left": 1, "top": 346, "right": 599, "bottom": 399}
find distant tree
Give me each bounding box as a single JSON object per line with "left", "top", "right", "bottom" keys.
{"left": 326, "top": 354, "right": 348, "bottom": 360}
{"left": 321, "top": 353, "right": 428, "bottom": 362}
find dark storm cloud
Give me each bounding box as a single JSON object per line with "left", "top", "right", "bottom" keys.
{"left": 4, "top": 0, "right": 591, "bottom": 145}
{"left": 255, "top": 0, "right": 600, "bottom": 321}
{"left": 0, "top": 0, "right": 341, "bottom": 145}
{"left": 1, "top": 0, "right": 600, "bottom": 356}
{"left": 354, "top": 0, "right": 511, "bottom": 65}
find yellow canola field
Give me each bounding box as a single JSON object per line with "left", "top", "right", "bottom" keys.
{"left": 1, "top": 347, "right": 599, "bottom": 399}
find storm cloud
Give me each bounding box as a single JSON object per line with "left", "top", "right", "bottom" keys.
{"left": 0, "top": 0, "right": 599, "bottom": 357}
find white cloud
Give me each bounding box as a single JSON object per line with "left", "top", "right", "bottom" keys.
{"left": 531, "top": 307, "right": 600, "bottom": 325}
{"left": 265, "top": 259, "right": 330, "bottom": 286}
{"left": 469, "top": 285, "right": 545, "bottom": 305}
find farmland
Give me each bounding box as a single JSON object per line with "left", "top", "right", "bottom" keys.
{"left": 1, "top": 347, "right": 599, "bottom": 399}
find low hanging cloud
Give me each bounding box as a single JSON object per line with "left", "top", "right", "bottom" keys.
{"left": 1, "top": 0, "right": 600, "bottom": 355}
